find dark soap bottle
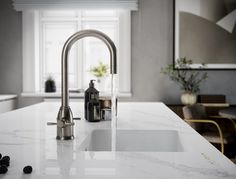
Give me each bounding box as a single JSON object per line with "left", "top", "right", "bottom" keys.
{"left": 84, "top": 80, "right": 99, "bottom": 120}
{"left": 87, "top": 94, "right": 101, "bottom": 122}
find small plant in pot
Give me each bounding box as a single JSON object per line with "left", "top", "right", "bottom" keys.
{"left": 161, "top": 58, "right": 208, "bottom": 105}
{"left": 45, "top": 75, "right": 56, "bottom": 93}
{"left": 90, "top": 61, "right": 109, "bottom": 81}
{"left": 89, "top": 61, "right": 109, "bottom": 91}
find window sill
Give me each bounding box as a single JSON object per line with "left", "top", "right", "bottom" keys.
{"left": 21, "top": 92, "right": 132, "bottom": 98}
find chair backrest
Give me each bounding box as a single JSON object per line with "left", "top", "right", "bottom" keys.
{"left": 183, "top": 104, "right": 207, "bottom": 119}
{"left": 182, "top": 104, "right": 207, "bottom": 132}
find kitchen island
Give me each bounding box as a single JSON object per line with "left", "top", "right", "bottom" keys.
{"left": 0, "top": 102, "right": 235, "bottom": 179}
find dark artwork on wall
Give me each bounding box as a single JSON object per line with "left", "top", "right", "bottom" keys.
{"left": 174, "top": 0, "right": 236, "bottom": 69}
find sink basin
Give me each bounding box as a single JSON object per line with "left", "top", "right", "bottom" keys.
{"left": 79, "top": 129, "right": 184, "bottom": 152}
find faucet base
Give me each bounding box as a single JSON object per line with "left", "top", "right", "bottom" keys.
{"left": 57, "top": 106, "right": 74, "bottom": 140}
{"left": 56, "top": 135, "right": 74, "bottom": 140}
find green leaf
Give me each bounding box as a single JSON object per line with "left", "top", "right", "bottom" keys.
{"left": 160, "top": 58, "right": 208, "bottom": 93}
{"left": 90, "top": 61, "right": 109, "bottom": 78}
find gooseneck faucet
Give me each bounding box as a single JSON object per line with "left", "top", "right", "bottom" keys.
{"left": 55, "top": 29, "right": 117, "bottom": 140}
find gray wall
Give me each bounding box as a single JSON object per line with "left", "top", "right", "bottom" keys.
{"left": 0, "top": 0, "right": 21, "bottom": 97}
{"left": 130, "top": 0, "right": 236, "bottom": 104}
{"left": 0, "top": 0, "right": 43, "bottom": 107}
{"left": 0, "top": 0, "right": 236, "bottom": 107}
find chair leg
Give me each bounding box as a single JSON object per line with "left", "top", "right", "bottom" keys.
{"left": 214, "top": 122, "right": 224, "bottom": 153}
{"left": 228, "top": 118, "right": 236, "bottom": 130}
{"left": 185, "top": 119, "right": 225, "bottom": 153}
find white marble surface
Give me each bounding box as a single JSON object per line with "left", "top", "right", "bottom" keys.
{"left": 0, "top": 94, "right": 17, "bottom": 102}
{"left": 0, "top": 102, "right": 235, "bottom": 179}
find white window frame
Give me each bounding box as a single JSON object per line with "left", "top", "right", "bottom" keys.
{"left": 22, "top": 10, "right": 131, "bottom": 94}
{"left": 39, "top": 13, "right": 80, "bottom": 91}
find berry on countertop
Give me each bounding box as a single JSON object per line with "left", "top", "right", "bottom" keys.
{"left": 0, "top": 159, "right": 9, "bottom": 167}
{"left": 23, "top": 166, "right": 32, "bottom": 174}
{"left": 0, "top": 165, "right": 8, "bottom": 174}
{"left": 2, "top": 156, "right": 10, "bottom": 162}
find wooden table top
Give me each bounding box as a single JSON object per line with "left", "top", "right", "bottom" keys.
{"left": 219, "top": 108, "right": 236, "bottom": 119}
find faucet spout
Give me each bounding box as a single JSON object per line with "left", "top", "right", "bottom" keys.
{"left": 56, "top": 29, "right": 117, "bottom": 140}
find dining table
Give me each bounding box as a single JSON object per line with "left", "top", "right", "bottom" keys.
{"left": 219, "top": 108, "right": 236, "bottom": 130}
{"left": 219, "top": 108, "right": 236, "bottom": 120}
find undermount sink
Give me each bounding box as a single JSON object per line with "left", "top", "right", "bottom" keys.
{"left": 79, "top": 129, "right": 184, "bottom": 152}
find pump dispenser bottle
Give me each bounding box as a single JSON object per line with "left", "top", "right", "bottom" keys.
{"left": 87, "top": 94, "right": 101, "bottom": 122}
{"left": 84, "top": 80, "right": 100, "bottom": 121}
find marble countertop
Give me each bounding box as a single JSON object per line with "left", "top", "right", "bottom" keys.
{"left": 0, "top": 102, "right": 235, "bottom": 179}
{"left": 0, "top": 94, "right": 17, "bottom": 102}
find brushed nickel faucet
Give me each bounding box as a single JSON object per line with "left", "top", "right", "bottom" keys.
{"left": 48, "top": 29, "right": 117, "bottom": 140}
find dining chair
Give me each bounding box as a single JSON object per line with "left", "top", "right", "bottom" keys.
{"left": 183, "top": 104, "right": 235, "bottom": 154}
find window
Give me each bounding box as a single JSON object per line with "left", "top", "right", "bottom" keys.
{"left": 22, "top": 10, "right": 131, "bottom": 94}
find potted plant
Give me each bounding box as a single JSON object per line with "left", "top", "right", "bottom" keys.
{"left": 161, "top": 58, "right": 208, "bottom": 105}
{"left": 90, "top": 61, "right": 109, "bottom": 81}
{"left": 45, "top": 75, "right": 56, "bottom": 93}
{"left": 90, "top": 62, "right": 109, "bottom": 90}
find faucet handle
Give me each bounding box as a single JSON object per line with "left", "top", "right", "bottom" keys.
{"left": 47, "top": 122, "right": 57, "bottom": 125}
{"left": 47, "top": 121, "right": 74, "bottom": 128}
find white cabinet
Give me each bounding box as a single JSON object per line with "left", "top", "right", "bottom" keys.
{"left": 0, "top": 95, "right": 17, "bottom": 114}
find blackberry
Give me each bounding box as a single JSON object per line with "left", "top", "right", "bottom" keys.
{"left": 2, "top": 156, "right": 10, "bottom": 162}
{"left": 0, "top": 165, "right": 8, "bottom": 174}
{"left": 23, "top": 166, "right": 32, "bottom": 174}
{"left": 0, "top": 159, "right": 9, "bottom": 167}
